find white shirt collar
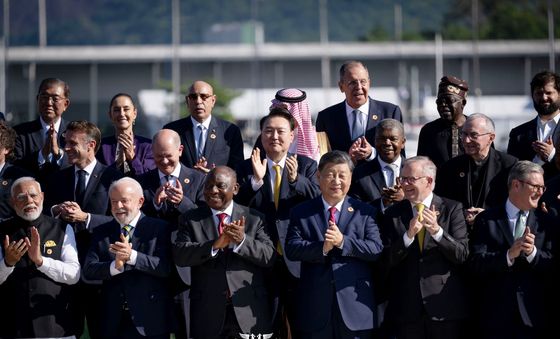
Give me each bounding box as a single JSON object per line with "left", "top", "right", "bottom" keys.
{"left": 39, "top": 116, "right": 62, "bottom": 134}
{"left": 378, "top": 156, "right": 402, "bottom": 171}
{"left": 409, "top": 192, "right": 434, "bottom": 211}
{"left": 266, "top": 155, "right": 288, "bottom": 172}
{"left": 191, "top": 115, "right": 212, "bottom": 129}
{"left": 75, "top": 159, "right": 97, "bottom": 176}
{"left": 505, "top": 198, "right": 528, "bottom": 219}
{"left": 321, "top": 196, "right": 345, "bottom": 212}
{"left": 211, "top": 200, "right": 234, "bottom": 217}
{"left": 119, "top": 211, "right": 142, "bottom": 228}
{"left": 158, "top": 165, "right": 181, "bottom": 181}
{"left": 345, "top": 100, "right": 370, "bottom": 117}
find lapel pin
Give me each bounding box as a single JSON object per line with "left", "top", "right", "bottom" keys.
{"left": 348, "top": 207, "right": 354, "bottom": 212}
{"left": 459, "top": 172, "right": 465, "bottom": 178}
{"left": 371, "top": 114, "right": 378, "bottom": 121}
{"left": 210, "top": 133, "right": 216, "bottom": 139}
{"left": 184, "top": 178, "right": 190, "bottom": 184}
{"left": 1, "top": 180, "right": 7, "bottom": 186}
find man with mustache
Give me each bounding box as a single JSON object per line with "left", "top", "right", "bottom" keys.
{"left": 507, "top": 70, "right": 560, "bottom": 180}
{"left": 417, "top": 75, "right": 469, "bottom": 168}
{"left": 0, "top": 177, "right": 80, "bottom": 338}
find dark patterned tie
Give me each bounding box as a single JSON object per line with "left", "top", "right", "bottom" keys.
{"left": 75, "top": 170, "right": 86, "bottom": 206}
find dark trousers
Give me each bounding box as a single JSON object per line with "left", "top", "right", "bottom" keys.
{"left": 73, "top": 282, "right": 102, "bottom": 339}
{"left": 114, "top": 309, "right": 169, "bottom": 339}
{"left": 394, "top": 313, "right": 465, "bottom": 339}
{"left": 269, "top": 257, "right": 299, "bottom": 339}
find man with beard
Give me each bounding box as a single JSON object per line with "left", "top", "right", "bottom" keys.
{"left": 417, "top": 75, "right": 469, "bottom": 168}
{"left": 0, "top": 177, "right": 80, "bottom": 338}
{"left": 508, "top": 70, "right": 560, "bottom": 180}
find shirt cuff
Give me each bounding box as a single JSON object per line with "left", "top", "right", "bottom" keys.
{"left": 525, "top": 247, "right": 537, "bottom": 263}
{"left": 506, "top": 251, "right": 514, "bottom": 267}
{"left": 127, "top": 249, "right": 138, "bottom": 266}
{"left": 366, "top": 148, "right": 377, "bottom": 161}
{"left": 431, "top": 227, "right": 444, "bottom": 242}
{"left": 211, "top": 247, "right": 220, "bottom": 257}
{"left": 110, "top": 260, "right": 124, "bottom": 276}
{"left": 250, "top": 175, "right": 264, "bottom": 191}
{"left": 547, "top": 147, "right": 556, "bottom": 162}
{"left": 403, "top": 232, "right": 414, "bottom": 248}
{"left": 233, "top": 235, "right": 246, "bottom": 253}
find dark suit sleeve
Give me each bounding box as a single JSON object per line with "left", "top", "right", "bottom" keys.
{"left": 235, "top": 215, "right": 276, "bottom": 268}
{"left": 392, "top": 104, "right": 403, "bottom": 123}
{"left": 469, "top": 212, "right": 510, "bottom": 274}
{"left": 285, "top": 211, "right": 327, "bottom": 263}
{"left": 435, "top": 201, "right": 469, "bottom": 264}
{"left": 127, "top": 224, "right": 171, "bottom": 278}
{"left": 290, "top": 159, "right": 320, "bottom": 198}
{"left": 340, "top": 211, "right": 383, "bottom": 261}
{"left": 83, "top": 229, "right": 113, "bottom": 280}
{"left": 225, "top": 124, "right": 244, "bottom": 169}
{"left": 172, "top": 213, "right": 218, "bottom": 267}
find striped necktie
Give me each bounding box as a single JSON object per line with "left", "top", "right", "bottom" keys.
{"left": 122, "top": 224, "right": 134, "bottom": 241}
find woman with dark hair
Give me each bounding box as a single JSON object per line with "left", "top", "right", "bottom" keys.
{"left": 97, "top": 93, "right": 155, "bottom": 176}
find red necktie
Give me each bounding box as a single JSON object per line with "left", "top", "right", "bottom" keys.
{"left": 328, "top": 206, "right": 337, "bottom": 224}
{"left": 217, "top": 213, "right": 227, "bottom": 235}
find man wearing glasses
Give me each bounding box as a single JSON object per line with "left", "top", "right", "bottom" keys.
{"left": 417, "top": 75, "right": 469, "bottom": 168}
{"left": 13, "top": 78, "right": 70, "bottom": 183}
{"left": 316, "top": 60, "right": 403, "bottom": 164}
{"left": 164, "top": 80, "right": 244, "bottom": 173}
{"left": 435, "top": 113, "right": 517, "bottom": 227}
{"left": 381, "top": 156, "right": 469, "bottom": 339}
{"left": 469, "top": 161, "right": 554, "bottom": 338}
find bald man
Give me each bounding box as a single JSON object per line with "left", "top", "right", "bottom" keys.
{"left": 164, "top": 80, "right": 244, "bottom": 173}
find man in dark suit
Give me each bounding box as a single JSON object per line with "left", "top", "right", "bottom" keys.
{"left": 507, "top": 70, "right": 560, "bottom": 180}
{"left": 84, "top": 177, "right": 174, "bottom": 338}
{"left": 43, "top": 120, "right": 123, "bottom": 339}
{"left": 436, "top": 113, "right": 517, "bottom": 227}
{"left": 14, "top": 78, "right": 70, "bottom": 183}
{"left": 350, "top": 118, "right": 406, "bottom": 210}
{"left": 285, "top": 150, "right": 383, "bottom": 339}
{"left": 164, "top": 80, "right": 244, "bottom": 172}
{"left": 0, "top": 121, "right": 32, "bottom": 221}
{"left": 316, "top": 60, "right": 403, "bottom": 163}
{"left": 382, "top": 156, "right": 469, "bottom": 339}
{"left": 417, "top": 75, "right": 469, "bottom": 168}
{"left": 137, "top": 129, "right": 205, "bottom": 224}
{"left": 235, "top": 108, "right": 320, "bottom": 337}
{"left": 469, "top": 161, "right": 554, "bottom": 339}
{"left": 173, "top": 166, "right": 276, "bottom": 339}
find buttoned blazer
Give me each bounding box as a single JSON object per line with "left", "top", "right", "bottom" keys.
{"left": 172, "top": 203, "right": 275, "bottom": 338}
{"left": 83, "top": 215, "right": 174, "bottom": 337}
{"left": 164, "top": 115, "right": 244, "bottom": 170}
{"left": 380, "top": 195, "right": 470, "bottom": 324}
{"left": 285, "top": 196, "right": 383, "bottom": 332}
{"left": 469, "top": 206, "right": 555, "bottom": 332}
{"left": 235, "top": 154, "right": 320, "bottom": 278}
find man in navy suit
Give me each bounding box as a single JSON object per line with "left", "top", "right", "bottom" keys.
{"left": 507, "top": 70, "right": 560, "bottom": 180}
{"left": 43, "top": 120, "right": 123, "bottom": 339}
{"left": 84, "top": 177, "right": 174, "bottom": 338}
{"left": 316, "top": 61, "right": 403, "bottom": 163}
{"left": 286, "top": 150, "right": 383, "bottom": 339}
{"left": 235, "top": 108, "right": 320, "bottom": 337}
{"left": 381, "top": 156, "right": 469, "bottom": 339}
{"left": 137, "top": 129, "right": 205, "bottom": 224}
{"left": 173, "top": 166, "right": 276, "bottom": 339}
{"left": 14, "top": 78, "right": 70, "bottom": 183}
{"left": 469, "top": 161, "right": 555, "bottom": 339}
{"left": 164, "top": 80, "right": 244, "bottom": 172}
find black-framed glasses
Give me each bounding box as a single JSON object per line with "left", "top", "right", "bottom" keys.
{"left": 187, "top": 93, "right": 214, "bottom": 101}
{"left": 38, "top": 94, "right": 66, "bottom": 103}
{"left": 518, "top": 180, "right": 546, "bottom": 193}
{"left": 397, "top": 176, "right": 428, "bottom": 184}
{"left": 459, "top": 131, "right": 492, "bottom": 140}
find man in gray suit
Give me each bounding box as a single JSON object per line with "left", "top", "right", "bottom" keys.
{"left": 173, "top": 166, "right": 276, "bottom": 339}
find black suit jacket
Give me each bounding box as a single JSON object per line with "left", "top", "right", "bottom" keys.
{"left": 83, "top": 214, "right": 174, "bottom": 337}
{"left": 0, "top": 163, "right": 32, "bottom": 221}
{"left": 173, "top": 203, "right": 275, "bottom": 338}
{"left": 381, "top": 195, "right": 470, "bottom": 324}
{"left": 349, "top": 157, "right": 403, "bottom": 207}
{"left": 469, "top": 206, "right": 555, "bottom": 333}
{"left": 164, "top": 115, "right": 244, "bottom": 169}
{"left": 44, "top": 161, "right": 123, "bottom": 262}
{"left": 316, "top": 97, "right": 402, "bottom": 153}
{"left": 13, "top": 118, "right": 68, "bottom": 183}
{"left": 137, "top": 164, "right": 205, "bottom": 225}
{"left": 435, "top": 148, "right": 517, "bottom": 210}
{"left": 235, "top": 154, "right": 320, "bottom": 277}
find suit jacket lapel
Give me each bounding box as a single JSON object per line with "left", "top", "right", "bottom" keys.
{"left": 200, "top": 207, "right": 218, "bottom": 240}
{"left": 366, "top": 97, "right": 377, "bottom": 131}
{"left": 370, "top": 159, "right": 387, "bottom": 191}
{"left": 311, "top": 197, "right": 328, "bottom": 235}
{"left": 203, "top": 117, "right": 218, "bottom": 163}
{"left": 83, "top": 162, "right": 104, "bottom": 205}
{"left": 337, "top": 102, "right": 353, "bottom": 145}
{"left": 497, "top": 208, "right": 514, "bottom": 245}
{"left": 183, "top": 117, "right": 197, "bottom": 163}
{"left": 337, "top": 197, "right": 353, "bottom": 234}
{"left": 179, "top": 165, "right": 193, "bottom": 193}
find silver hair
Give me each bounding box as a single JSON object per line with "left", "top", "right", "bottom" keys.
{"left": 11, "top": 176, "right": 41, "bottom": 197}
{"left": 466, "top": 113, "right": 495, "bottom": 133}
{"left": 109, "top": 177, "right": 144, "bottom": 198}
{"left": 403, "top": 156, "right": 437, "bottom": 187}
{"left": 507, "top": 160, "right": 543, "bottom": 189}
